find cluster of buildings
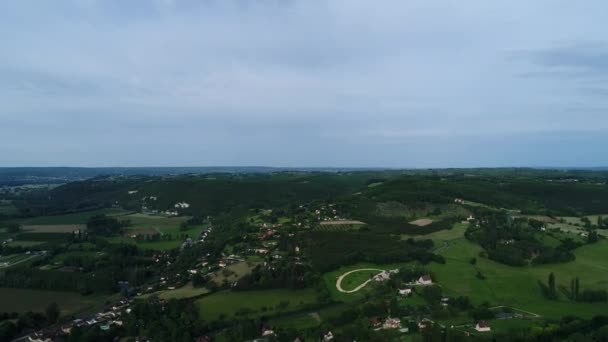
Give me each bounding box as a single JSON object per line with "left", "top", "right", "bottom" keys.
{"left": 25, "top": 299, "right": 131, "bottom": 342}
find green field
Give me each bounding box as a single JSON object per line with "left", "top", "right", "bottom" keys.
{"left": 428, "top": 237, "right": 608, "bottom": 319}
{"left": 0, "top": 287, "right": 106, "bottom": 315}
{"left": 195, "top": 288, "right": 319, "bottom": 321}
{"left": 338, "top": 270, "right": 381, "bottom": 292}
{"left": 104, "top": 213, "right": 205, "bottom": 250}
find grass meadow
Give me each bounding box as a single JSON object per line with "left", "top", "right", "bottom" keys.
{"left": 195, "top": 288, "right": 319, "bottom": 321}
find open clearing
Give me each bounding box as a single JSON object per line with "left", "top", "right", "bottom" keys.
{"left": 143, "top": 282, "right": 210, "bottom": 300}
{"left": 0, "top": 287, "right": 105, "bottom": 315}
{"left": 409, "top": 218, "right": 434, "bottom": 226}
{"left": 195, "top": 288, "right": 319, "bottom": 321}
{"left": 22, "top": 224, "right": 84, "bottom": 233}
{"left": 209, "top": 261, "right": 258, "bottom": 285}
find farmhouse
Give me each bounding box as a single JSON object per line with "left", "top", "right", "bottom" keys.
{"left": 475, "top": 321, "right": 491, "bottom": 332}
{"left": 418, "top": 275, "right": 433, "bottom": 285}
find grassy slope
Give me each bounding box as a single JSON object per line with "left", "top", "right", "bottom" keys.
{"left": 428, "top": 235, "right": 608, "bottom": 319}
{"left": 195, "top": 288, "right": 319, "bottom": 321}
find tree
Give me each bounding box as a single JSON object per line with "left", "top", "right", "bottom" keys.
{"left": 45, "top": 302, "right": 60, "bottom": 324}
{"left": 7, "top": 223, "right": 21, "bottom": 234}
{"left": 548, "top": 272, "right": 557, "bottom": 300}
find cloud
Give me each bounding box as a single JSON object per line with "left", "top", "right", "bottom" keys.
{"left": 0, "top": 0, "right": 607, "bottom": 167}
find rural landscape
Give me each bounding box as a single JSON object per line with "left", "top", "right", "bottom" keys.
{"left": 1, "top": 167, "right": 607, "bottom": 341}
{"left": 3, "top": 1, "right": 608, "bottom": 341}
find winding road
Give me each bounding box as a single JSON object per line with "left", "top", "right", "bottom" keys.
{"left": 335, "top": 268, "right": 385, "bottom": 293}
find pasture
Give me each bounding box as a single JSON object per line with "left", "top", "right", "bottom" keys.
{"left": 195, "top": 288, "right": 319, "bottom": 321}
{"left": 0, "top": 287, "right": 105, "bottom": 315}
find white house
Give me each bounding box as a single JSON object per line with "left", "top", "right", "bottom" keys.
{"left": 322, "top": 331, "right": 334, "bottom": 341}
{"left": 475, "top": 321, "right": 491, "bottom": 332}
{"left": 418, "top": 274, "right": 433, "bottom": 285}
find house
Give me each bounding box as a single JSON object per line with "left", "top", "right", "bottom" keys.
{"left": 475, "top": 321, "right": 491, "bottom": 332}
{"left": 262, "top": 329, "right": 275, "bottom": 336}
{"left": 383, "top": 318, "right": 401, "bottom": 329}
{"left": 418, "top": 275, "right": 433, "bottom": 285}
{"left": 321, "top": 331, "right": 334, "bottom": 341}
{"left": 466, "top": 215, "right": 475, "bottom": 222}
{"left": 374, "top": 271, "right": 391, "bottom": 282}
{"left": 398, "top": 288, "right": 412, "bottom": 296}
{"left": 369, "top": 317, "right": 382, "bottom": 329}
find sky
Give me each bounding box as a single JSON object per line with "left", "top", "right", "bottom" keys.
{"left": 1, "top": 0, "right": 607, "bottom": 168}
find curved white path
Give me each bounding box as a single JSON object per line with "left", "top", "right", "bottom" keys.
{"left": 336, "top": 268, "right": 385, "bottom": 293}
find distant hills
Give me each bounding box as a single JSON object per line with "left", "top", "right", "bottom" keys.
{"left": 0, "top": 166, "right": 607, "bottom": 186}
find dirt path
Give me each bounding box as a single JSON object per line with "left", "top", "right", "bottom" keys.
{"left": 335, "top": 268, "right": 384, "bottom": 293}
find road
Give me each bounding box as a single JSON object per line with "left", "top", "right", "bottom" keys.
{"left": 335, "top": 268, "right": 384, "bottom": 293}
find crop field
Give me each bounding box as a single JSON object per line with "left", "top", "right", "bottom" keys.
{"left": 0, "top": 287, "right": 106, "bottom": 315}
{"left": 427, "top": 238, "right": 608, "bottom": 319}
{"left": 22, "top": 224, "right": 84, "bottom": 233}
{"left": 195, "top": 288, "right": 319, "bottom": 321}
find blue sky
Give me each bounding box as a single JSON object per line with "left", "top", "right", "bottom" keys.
{"left": 1, "top": 0, "right": 607, "bottom": 167}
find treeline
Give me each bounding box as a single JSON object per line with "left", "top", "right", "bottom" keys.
{"left": 304, "top": 231, "right": 441, "bottom": 273}
{"left": 365, "top": 174, "right": 608, "bottom": 215}
{"left": 234, "top": 260, "right": 317, "bottom": 290}
{"left": 466, "top": 211, "right": 577, "bottom": 266}
{"left": 0, "top": 244, "right": 155, "bottom": 294}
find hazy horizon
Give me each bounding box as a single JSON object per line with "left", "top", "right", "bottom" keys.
{"left": 2, "top": 1, "right": 608, "bottom": 167}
